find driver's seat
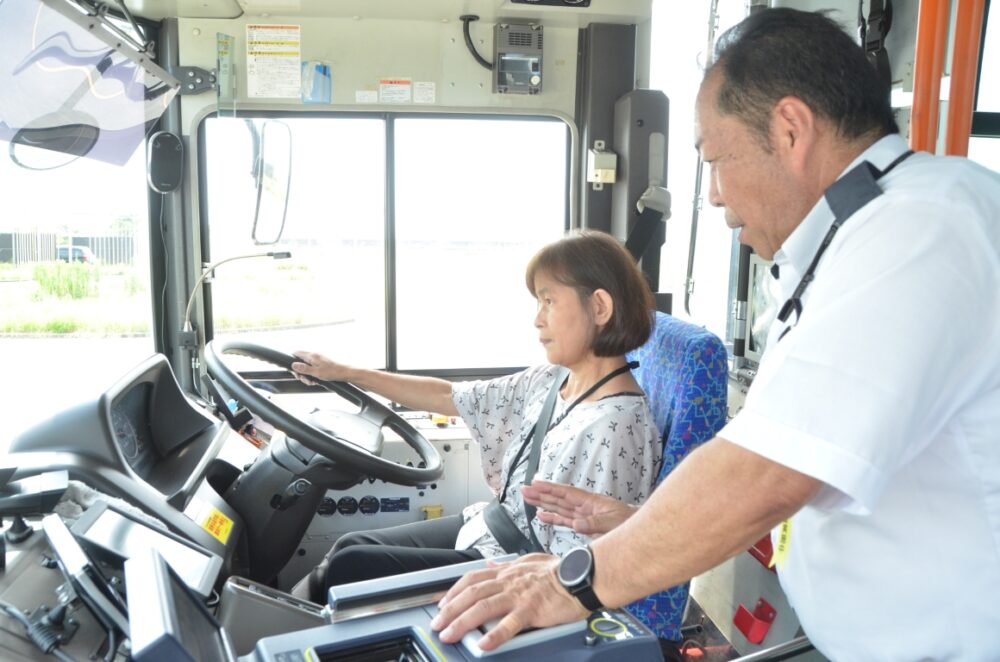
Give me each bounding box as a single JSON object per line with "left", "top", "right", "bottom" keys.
{"left": 624, "top": 311, "right": 728, "bottom": 641}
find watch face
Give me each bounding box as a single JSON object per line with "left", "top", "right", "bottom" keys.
{"left": 558, "top": 547, "right": 592, "bottom": 586}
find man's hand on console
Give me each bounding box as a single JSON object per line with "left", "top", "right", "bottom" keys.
{"left": 430, "top": 553, "right": 589, "bottom": 651}
{"left": 521, "top": 479, "right": 638, "bottom": 537}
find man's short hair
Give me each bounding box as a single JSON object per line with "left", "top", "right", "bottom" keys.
{"left": 525, "top": 230, "right": 654, "bottom": 357}
{"left": 710, "top": 8, "right": 899, "bottom": 147}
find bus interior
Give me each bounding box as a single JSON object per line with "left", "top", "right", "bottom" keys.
{"left": 0, "top": 0, "right": 996, "bottom": 660}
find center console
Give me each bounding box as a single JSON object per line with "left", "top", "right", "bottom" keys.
{"left": 151, "top": 555, "right": 664, "bottom": 661}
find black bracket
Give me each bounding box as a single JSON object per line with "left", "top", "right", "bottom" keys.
{"left": 171, "top": 66, "right": 218, "bottom": 95}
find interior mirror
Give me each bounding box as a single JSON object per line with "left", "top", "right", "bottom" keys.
{"left": 251, "top": 119, "right": 292, "bottom": 245}
{"left": 0, "top": 0, "right": 179, "bottom": 168}
{"left": 8, "top": 121, "right": 99, "bottom": 169}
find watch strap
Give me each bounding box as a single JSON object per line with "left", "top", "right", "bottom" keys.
{"left": 561, "top": 546, "right": 604, "bottom": 612}
{"left": 570, "top": 582, "right": 604, "bottom": 612}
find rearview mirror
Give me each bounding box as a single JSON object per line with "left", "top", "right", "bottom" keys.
{"left": 8, "top": 121, "right": 99, "bottom": 169}
{"left": 251, "top": 120, "right": 292, "bottom": 245}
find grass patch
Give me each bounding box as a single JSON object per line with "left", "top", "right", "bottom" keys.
{"left": 2, "top": 261, "right": 325, "bottom": 336}
{"left": 1, "top": 266, "right": 150, "bottom": 336}
{"left": 32, "top": 262, "right": 100, "bottom": 299}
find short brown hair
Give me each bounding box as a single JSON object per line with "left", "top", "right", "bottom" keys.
{"left": 525, "top": 230, "right": 654, "bottom": 357}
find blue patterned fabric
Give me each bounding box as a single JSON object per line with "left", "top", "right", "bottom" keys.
{"left": 623, "top": 312, "right": 728, "bottom": 641}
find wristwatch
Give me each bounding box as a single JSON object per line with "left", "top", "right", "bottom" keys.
{"left": 557, "top": 545, "right": 604, "bottom": 612}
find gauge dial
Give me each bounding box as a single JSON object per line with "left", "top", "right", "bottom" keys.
{"left": 111, "top": 409, "right": 139, "bottom": 460}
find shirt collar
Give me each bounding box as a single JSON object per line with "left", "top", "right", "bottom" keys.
{"left": 771, "top": 134, "right": 909, "bottom": 282}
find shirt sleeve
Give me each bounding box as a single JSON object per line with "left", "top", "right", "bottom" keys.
{"left": 452, "top": 365, "right": 554, "bottom": 492}
{"left": 723, "top": 195, "right": 999, "bottom": 513}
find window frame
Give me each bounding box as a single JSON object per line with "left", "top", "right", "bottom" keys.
{"left": 196, "top": 110, "right": 572, "bottom": 380}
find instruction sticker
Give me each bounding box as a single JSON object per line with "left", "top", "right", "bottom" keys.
{"left": 246, "top": 24, "right": 302, "bottom": 98}
{"left": 413, "top": 81, "right": 436, "bottom": 104}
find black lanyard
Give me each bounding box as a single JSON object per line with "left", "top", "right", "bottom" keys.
{"left": 776, "top": 149, "right": 913, "bottom": 343}
{"left": 498, "top": 360, "right": 639, "bottom": 504}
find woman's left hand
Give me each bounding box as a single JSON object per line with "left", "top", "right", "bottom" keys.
{"left": 522, "top": 479, "right": 637, "bottom": 537}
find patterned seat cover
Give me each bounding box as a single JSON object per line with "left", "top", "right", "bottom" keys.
{"left": 623, "top": 311, "right": 728, "bottom": 641}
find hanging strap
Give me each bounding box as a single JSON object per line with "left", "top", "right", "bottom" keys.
{"left": 777, "top": 150, "right": 913, "bottom": 342}
{"left": 626, "top": 185, "right": 671, "bottom": 262}
{"left": 858, "top": 0, "right": 893, "bottom": 104}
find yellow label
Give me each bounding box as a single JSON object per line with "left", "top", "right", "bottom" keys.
{"left": 769, "top": 519, "right": 791, "bottom": 569}
{"left": 421, "top": 505, "right": 444, "bottom": 520}
{"left": 200, "top": 509, "right": 234, "bottom": 544}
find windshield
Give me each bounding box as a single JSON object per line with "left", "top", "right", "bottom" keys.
{"left": 201, "top": 114, "right": 570, "bottom": 372}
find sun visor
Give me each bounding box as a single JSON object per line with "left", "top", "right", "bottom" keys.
{"left": 0, "top": 0, "right": 180, "bottom": 167}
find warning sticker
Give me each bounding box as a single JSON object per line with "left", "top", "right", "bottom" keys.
{"left": 379, "top": 78, "right": 412, "bottom": 103}
{"left": 201, "top": 510, "right": 234, "bottom": 544}
{"left": 184, "top": 497, "right": 235, "bottom": 544}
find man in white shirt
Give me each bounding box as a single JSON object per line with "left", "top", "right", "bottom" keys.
{"left": 430, "top": 8, "right": 1000, "bottom": 660}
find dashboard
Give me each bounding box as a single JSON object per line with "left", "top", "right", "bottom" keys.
{"left": 103, "top": 356, "right": 221, "bottom": 497}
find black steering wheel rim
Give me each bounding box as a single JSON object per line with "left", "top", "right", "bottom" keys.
{"left": 204, "top": 340, "right": 443, "bottom": 485}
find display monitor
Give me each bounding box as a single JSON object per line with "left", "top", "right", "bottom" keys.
{"left": 743, "top": 252, "right": 778, "bottom": 365}
{"left": 71, "top": 501, "right": 222, "bottom": 598}
{"left": 125, "top": 549, "right": 237, "bottom": 662}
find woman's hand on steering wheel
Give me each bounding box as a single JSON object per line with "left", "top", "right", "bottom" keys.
{"left": 291, "top": 351, "right": 352, "bottom": 386}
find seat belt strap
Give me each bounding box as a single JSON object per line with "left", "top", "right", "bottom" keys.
{"left": 625, "top": 207, "right": 663, "bottom": 262}
{"left": 483, "top": 366, "right": 568, "bottom": 555}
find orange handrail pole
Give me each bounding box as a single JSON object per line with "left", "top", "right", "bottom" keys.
{"left": 945, "top": 0, "right": 987, "bottom": 155}
{"left": 911, "top": 0, "right": 951, "bottom": 153}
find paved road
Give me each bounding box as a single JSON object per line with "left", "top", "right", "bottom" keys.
{"left": 0, "top": 327, "right": 350, "bottom": 454}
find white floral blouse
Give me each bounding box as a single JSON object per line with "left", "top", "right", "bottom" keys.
{"left": 451, "top": 364, "right": 661, "bottom": 558}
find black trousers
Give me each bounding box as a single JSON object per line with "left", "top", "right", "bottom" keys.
{"left": 291, "top": 515, "right": 484, "bottom": 604}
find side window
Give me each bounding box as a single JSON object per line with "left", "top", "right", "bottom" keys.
{"left": 201, "top": 115, "right": 568, "bottom": 372}
{"left": 976, "top": 2, "right": 999, "bottom": 111}
{"left": 0, "top": 149, "right": 153, "bottom": 437}
{"left": 648, "top": 1, "right": 747, "bottom": 342}
{"left": 971, "top": 1, "right": 1000, "bottom": 171}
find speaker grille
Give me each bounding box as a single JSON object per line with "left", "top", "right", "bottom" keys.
{"left": 507, "top": 32, "right": 533, "bottom": 47}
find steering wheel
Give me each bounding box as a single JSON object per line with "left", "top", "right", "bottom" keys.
{"left": 204, "top": 340, "right": 443, "bottom": 486}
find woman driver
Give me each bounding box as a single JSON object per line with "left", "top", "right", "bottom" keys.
{"left": 290, "top": 230, "right": 662, "bottom": 603}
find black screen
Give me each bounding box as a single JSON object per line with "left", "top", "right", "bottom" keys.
{"left": 169, "top": 572, "right": 231, "bottom": 661}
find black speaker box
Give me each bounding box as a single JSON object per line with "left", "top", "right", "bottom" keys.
{"left": 147, "top": 130, "right": 183, "bottom": 193}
